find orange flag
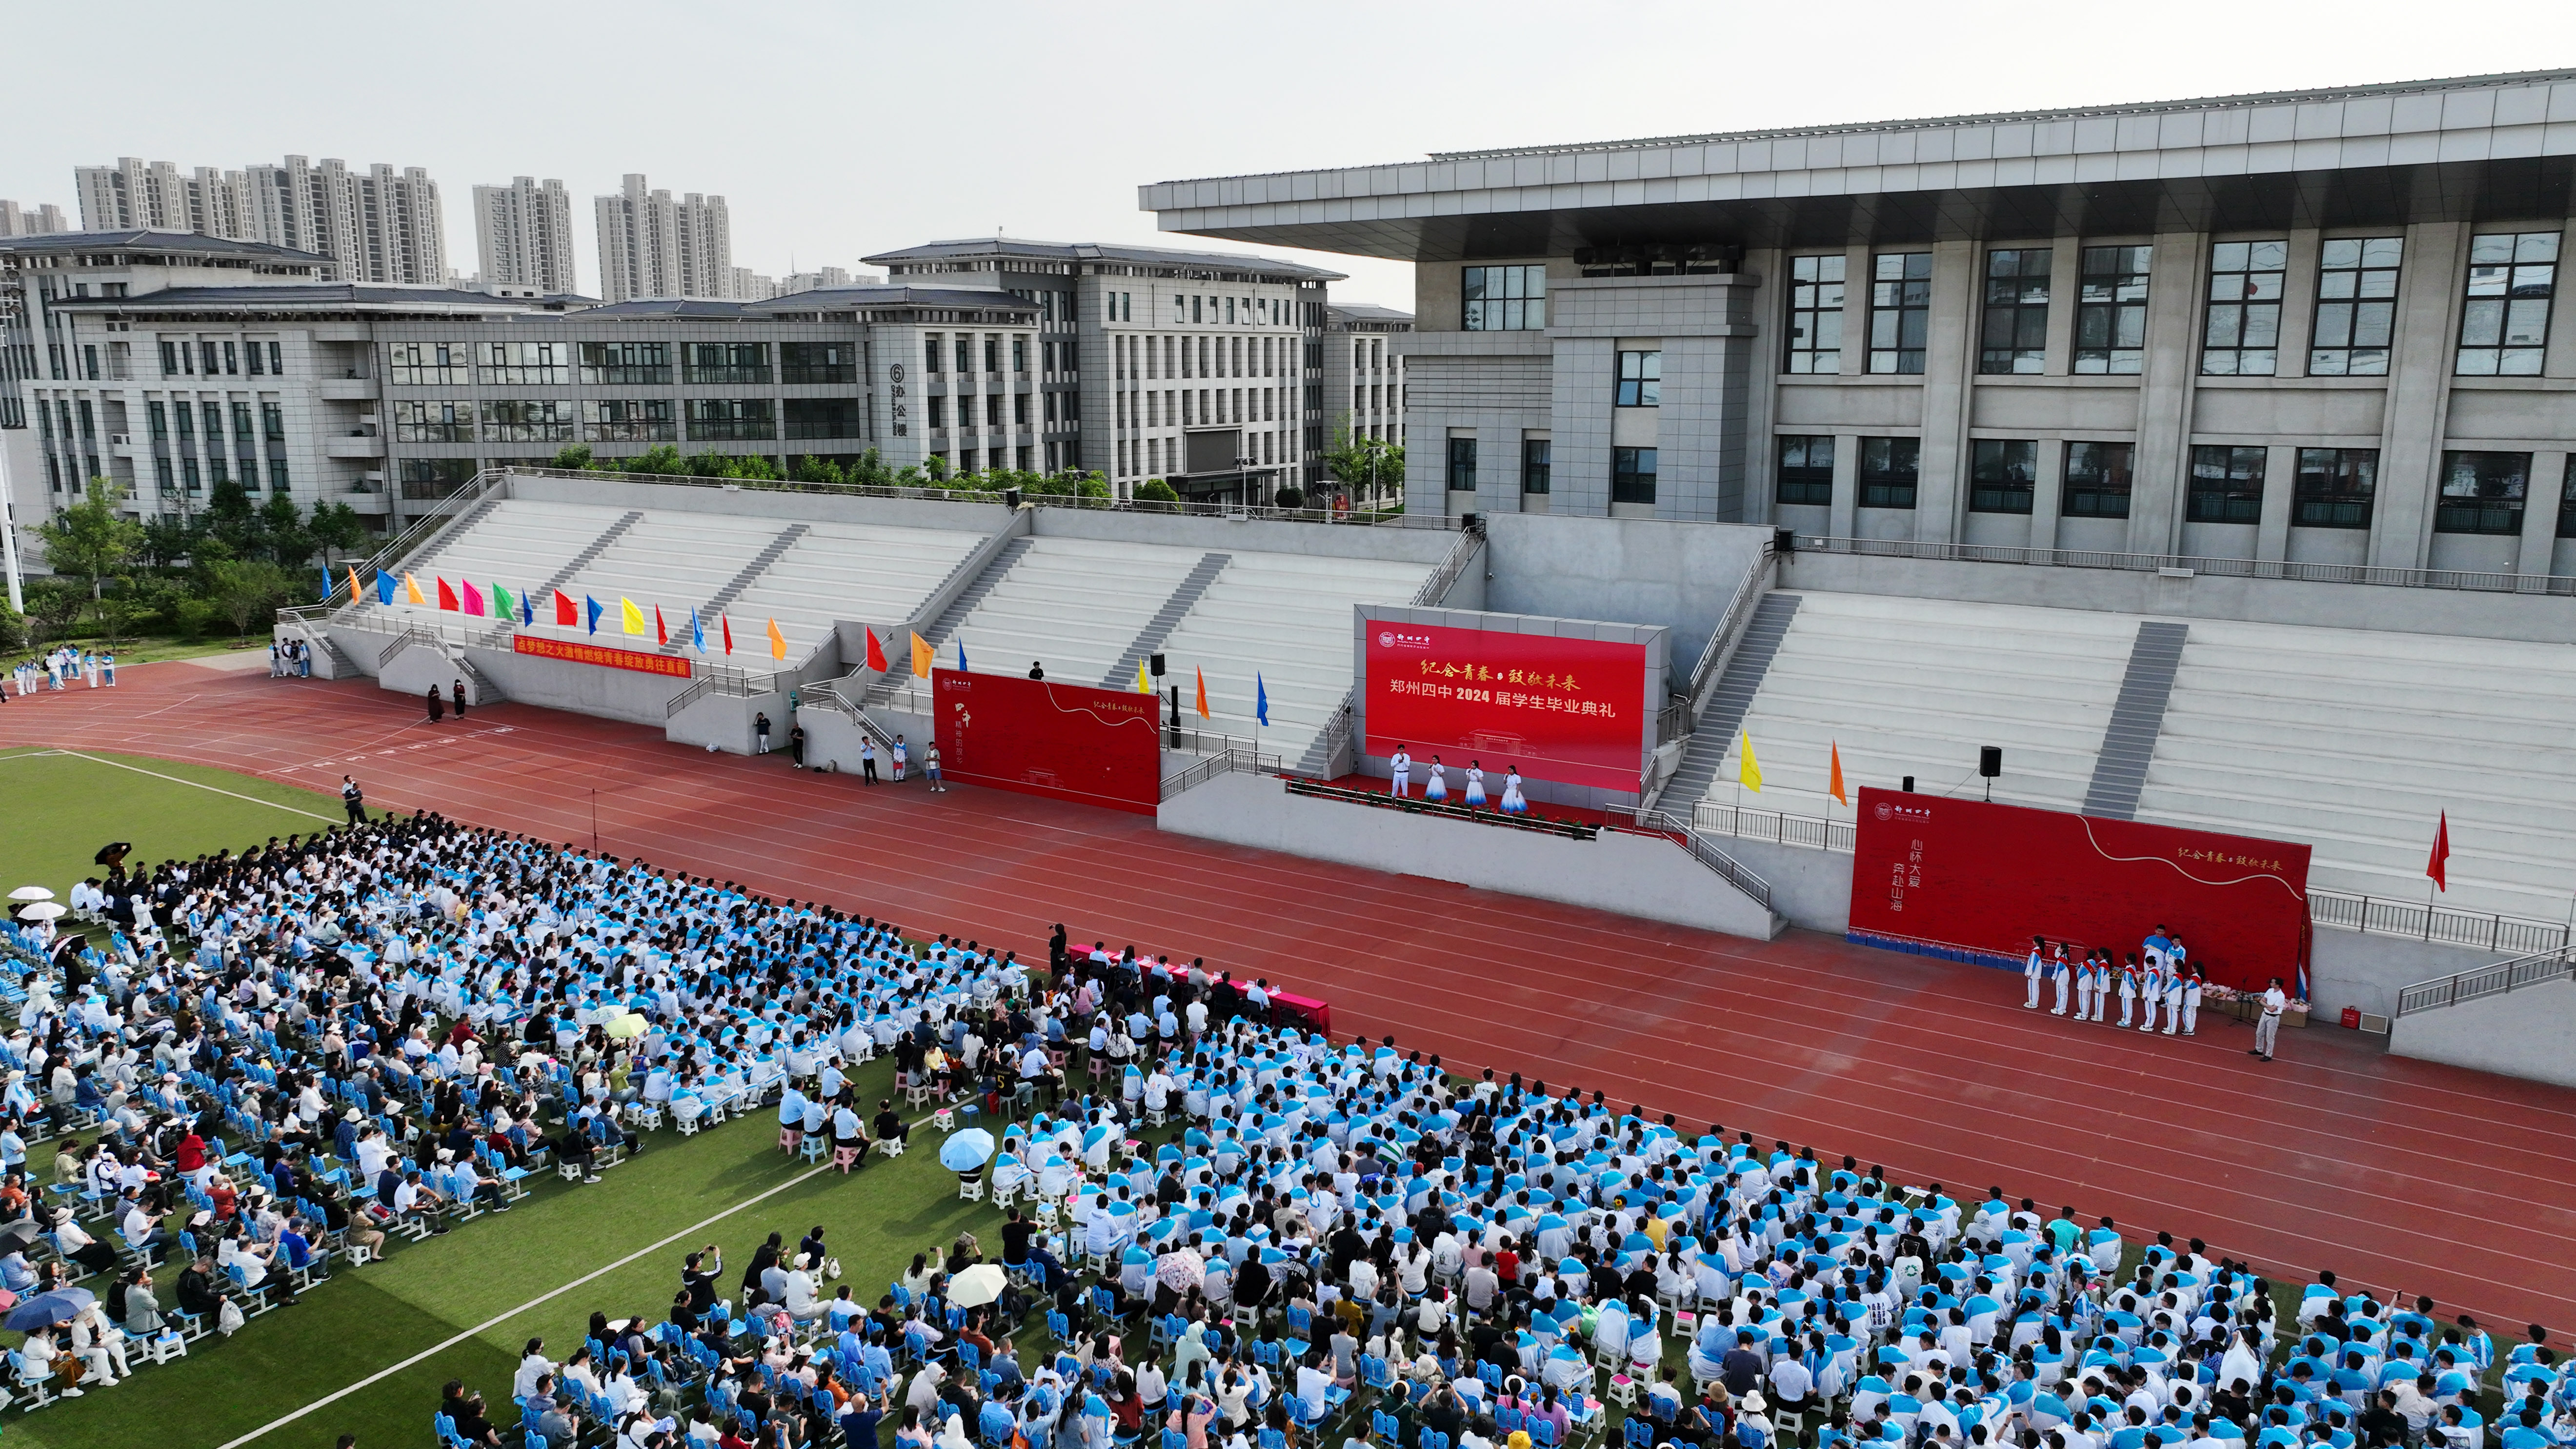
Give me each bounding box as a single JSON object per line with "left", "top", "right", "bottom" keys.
{"left": 1194, "top": 666, "right": 1211, "bottom": 720}
{"left": 1829, "top": 742, "right": 1848, "bottom": 807}
{"left": 766, "top": 618, "right": 787, "bottom": 661}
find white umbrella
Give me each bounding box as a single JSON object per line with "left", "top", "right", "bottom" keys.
{"left": 7, "top": 887, "right": 54, "bottom": 903}
{"left": 951, "top": 1262, "right": 1007, "bottom": 1308}
{"left": 15, "top": 902, "right": 66, "bottom": 921}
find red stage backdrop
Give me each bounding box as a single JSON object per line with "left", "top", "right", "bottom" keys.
{"left": 1846, "top": 786, "right": 2310, "bottom": 988}
{"left": 931, "top": 669, "right": 1161, "bottom": 816}
{"left": 1364, "top": 623, "right": 1648, "bottom": 791}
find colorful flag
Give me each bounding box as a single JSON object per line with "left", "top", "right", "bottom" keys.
{"left": 1737, "top": 732, "right": 1763, "bottom": 792}
{"left": 461, "top": 581, "right": 483, "bottom": 617}
{"left": 1135, "top": 659, "right": 1152, "bottom": 695}
{"left": 2427, "top": 811, "right": 2450, "bottom": 892}
{"left": 619, "top": 597, "right": 645, "bottom": 636}
{"left": 956, "top": 640, "right": 968, "bottom": 672}
{"left": 1255, "top": 672, "right": 1268, "bottom": 727}
{"left": 403, "top": 573, "right": 424, "bottom": 605}
{"left": 691, "top": 609, "right": 705, "bottom": 652}
{"left": 909, "top": 630, "right": 932, "bottom": 678}
{"left": 1194, "top": 666, "right": 1211, "bottom": 720}
{"left": 585, "top": 596, "right": 602, "bottom": 635}
{"left": 345, "top": 564, "right": 362, "bottom": 602}
{"left": 766, "top": 618, "right": 786, "bottom": 662}
{"left": 436, "top": 577, "right": 458, "bottom": 612}
{"left": 655, "top": 605, "right": 667, "bottom": 646}
{"left": 865, "top": 628, "right": 888, "bottom": 673}
{"left": 376, "top": 571, "right": 397, "bottom": 605}
{"left": 492, "top": 583, "right": 513, "bottom": 622}
{"left": 1829, "top": 742, "right": 1848, "bottom": 807}
{"left": 722, "top": 615, "right": 734, "bottom": 655}
{"left": 520, "top": 589, "right": 534, "bottom": 627}
{"left": 555, "top": 590, "right": 577, "bottom": 626}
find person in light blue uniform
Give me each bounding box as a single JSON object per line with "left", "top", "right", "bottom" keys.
{"left": 2026, "top": 937, "right": 2048, "bottom": 1010}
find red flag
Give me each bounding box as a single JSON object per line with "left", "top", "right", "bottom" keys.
{"left": 655, "top": 605, "right": 667, "bottom": 645}
{"left": 555, "top": 589, "right": 577, "bottom": 626}
{"left": 436, "top": 577, "right": 458, "bottom": 611}
{"left": 2427, "top": 811, "right": 2450, "bottom": 892}
{"left": 865, "top": 627, "right": 888, "bottom": 672}
{"left": 721, "top": 615, "right": 734, "bottom": 656}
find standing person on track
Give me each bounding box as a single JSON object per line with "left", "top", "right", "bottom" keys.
{"left": 425, "top": 685, "right": 444, "bottom": 723}
{"left": 2162, "top": 947, "right": 2188, "bottom": 1035}
{"left": 341, "top": 777, "right": 366, "bottom": 827}
{"left": 2137, "top": 952, "right": 2165, "bottom": 1033}
{"left": 2250, "top": 977, "right": 2287, "bottom": 1062}
{"left": 2025, "top": 937, "right": 2047, "bottom": 1010}
{"left": 2179, "top": 965, "right": 2203, "bottom": 1036}
{"left": 860, "top": 734, "right": 879, "bottom": 785}
{"left": 925, "top": 743, "right": 946, "bottom": 792}
{"left": 2070, "top": 949, "right": 2094, "bottom": 1021}
{"left": 101, "top": 652, "right": 115, "bottom": 687}
{"left": 2117, "top": 953, "right": 2140, "bottom": 1028}
{"left": 451, "top": 680, "right": 468, "bottom": 720}
{"left": 891, "top": 735, "right": 906, "bottom": 781}
{"left": 754, "top": 712, "right": 772, "bottom": 755}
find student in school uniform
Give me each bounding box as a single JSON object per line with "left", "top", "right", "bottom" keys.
{"left": 2049, "top": 946, "right": 2072, "bottom": 1016}
{"left": 2116, "top": 955, "right": 2140, "bottom": 1029}
{"left": 2025, "top": 938, "right": 2047, "bottom": 1010}
{"left": 2071, "top": 950, "right": 2095, "bottom": 1022}
{"left": 2178, "top": 966, "right": 2203, "bottom": 1036}
{"left": 2136, "top": 955, "right": 2165, "bottom": 1033}
{"left": 2161, "top": 953, "right": 2188, "bottom": 1035}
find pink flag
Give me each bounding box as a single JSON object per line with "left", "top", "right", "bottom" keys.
{"left": 461, "top": 580, "right": 484, "bottom": 617}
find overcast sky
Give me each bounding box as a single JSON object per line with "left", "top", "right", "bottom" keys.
{"left": 7, "top": 0, "right": 2571, "bottom": 310}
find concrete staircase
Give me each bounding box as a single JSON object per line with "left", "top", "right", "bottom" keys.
{"left": 863, "top": 537, "right": 1032, "bottom": 705}
{"left": 2080, "top": 621, "right": 2189, "bottom": 820}
{"left": 1100, "top": 553, "right": 1232, "bottom": 689}
{"left": 536, "top": 510, "right": 644, "bottom": 601}
{"left": 668, "top": 524, "right": 809, "bottom": 653}
{"left": 1659, "top": 593, "right": 1803, "bottom": 807}
{"left": 396, "top": 496, "right": 502, "bottom": 577}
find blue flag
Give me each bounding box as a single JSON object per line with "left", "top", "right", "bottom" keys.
{"left": 957, "top": 640, "right": 969, "bottom": 672}
{"left": 1255, "top": 672, "right": 1269, "bottom": 727}
{"left": 519, "top": 589, "right": 534, "bottom": 626}
{"left": 321, "top": 561, "right": 335, "bottom": 599}
{"left": 691, "top": 609, "right": 705, "bottom": 652}
{"left": 585, "top": 596, "right": 602, "bottom": 635}
{"left": 375, "top": 570, "right": 396, "bottom": 605}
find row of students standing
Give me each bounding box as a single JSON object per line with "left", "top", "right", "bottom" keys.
{"left": 2024, "top": 926, "right": 2205, "bottom": 1034}
{"left": 7, "top": 646, "right": 113, "bottom": 696}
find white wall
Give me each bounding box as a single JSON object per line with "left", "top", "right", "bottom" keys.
{"left": 2389, "top": 976, "right": 2576, "bottom": 1088}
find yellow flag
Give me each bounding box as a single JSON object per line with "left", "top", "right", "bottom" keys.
{"left": 1135, "top": 659, "right": 1152, "bottom": 695}
{"left": 403, "top": 572, "right": 425, "bottom": 605}
{"left": 909, "top": 630, "right": 933, "bottom": 678}
{"left": 766, "top": 618, "right": 786, "bottom": 661}
{"left": 620, "top": 597, "right": 646, "bottom": 635}
{"left": 1738, "top": 731, "right": 1764, "bottom": 792}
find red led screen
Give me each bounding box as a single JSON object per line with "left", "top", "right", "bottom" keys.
{"left": 1364, "top": 623, "right": 1649, "bottom": 791}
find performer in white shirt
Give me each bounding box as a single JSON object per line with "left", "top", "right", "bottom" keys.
{"left": 1463, "top": 761, "right": 1487, "bottom": 809}
{"left": 2250, "top": 977, "right": 2288, "bottom": 1062}
{"left": 2178, "top": 966, "right": 2203, "bottom": 1036}
{"left": 1498, "top": 768, "right": 1526, "bottom": 816}
{"left": 2025, "top": 938, "right": 2047, "bottom": 1010}
{"left": 1388, "top": 747, "right": 1412, "bottom": 799}
{"left": 2136, "top": 957, "right": 2165, "bottom": 1033}
{"left": 1423, "top": 757, "right": 1448, "bottom": 803}
{"left": 2069, "top": 949, "right": 2093, "bottom": 1021}
{"left": 2161, "top": 952, "right": 2188, "bottom": 1035}
{"left": 2116, "top": 955, "right": 2141, "bottom": 1028}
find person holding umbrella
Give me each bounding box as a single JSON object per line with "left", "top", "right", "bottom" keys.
{"left": 941, "top": 1127, "right": 995, "bottom": 1197}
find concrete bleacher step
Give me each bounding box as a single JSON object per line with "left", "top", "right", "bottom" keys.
{"left": 2080, "top": 621, "right": 2189, "bottom": 821}
{"left": 395, "top": 496, "right": 502, "bottom": 576}
{"left": 864, "top": 537, "right": 1033, "bottom": 704}
{"left": 1101, "top": 553, "right": 1232, "bottom": 690}
{"left": 1659, "top": 592, "right": 1800, "bottom": 806}
{"left": 536, "top": 511, "right": 644, "bottom": 601}
{"left": 664, "top": 524, "right": 810, "bottom": 654}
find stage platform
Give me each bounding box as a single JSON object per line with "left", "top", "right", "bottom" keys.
{"left": 5, "top": 656, "right": 2571, "bottom": 1331}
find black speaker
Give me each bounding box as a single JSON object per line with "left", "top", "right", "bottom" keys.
{"left": 1149, "top": 653, "right": 1167, "bottom": 678}
{"left": 1979, "top": 746, "right": 2002, "bottom": 779}
{"left": 1773, "top": 526, "right": 1796, "bottom": 556}
{"left": 1004, "top": 487, "right": 1023, "bottom": 510}
{"left": 1902, "top": 776, "right": 1915, "bottom": 793}
{"left": 1461, "top": 512, "right": 1480, "bottom": 529}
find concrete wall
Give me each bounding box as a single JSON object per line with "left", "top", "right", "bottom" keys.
{"left": 377, "top": 641, "right": 492, "bottom": 707}
{"left": 1782, "top": 549, "right": 2576, "bottom": 646}
{"left": 507, "top": 472, "right": 1015, "bottom": 536}
{"left": 1486, "top": 514, "right": 1772, "bottom": 680}
{"left": 1706, "top": 836, "right": 1857, "bottom": 934}
{"left": 455, "top": 642, "right": 686, "bottom": 727}
{"left": 2389, "top": 975, "right": 2576, "bottom": 1088}
{"left": 669, "top": 688, "right": 787, "bottom": 756}
{"left": 1036, "top": 507, "right": 1461, "bottom": 564}
{"left": 1160, "top": 770, "right": 1782, "bottom": 940}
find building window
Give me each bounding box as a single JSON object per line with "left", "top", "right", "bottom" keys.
{"left": 1446, "top": 436, "right": 1478, "bottom": 491}
{"left": 1978, "top": 248, "right": 2052, "bottom": 374}
{"left": 2201, "top": 240, "right": 2287, "bottom": 375}
{"left": 262, "top": 401, "right": 284, "bottom": 440}
{"left": 1462, "top": 265, "right": 1547, "bottom": 331}
{"left": 146, "top": 401, "right": 168, "bottom": 440}
{"left": 2187, "top": 444, "right": 2266, "bottom": 524}
{"left": 268, "top": 460, "right": 289, "bottom": 491}
{"left": 684, "top": 342, "right": 771, "bottom": 384}
{"left": 1521, "top": 439, "right": 1550, "bottom": 494}
{"left": 2435, "top": 450, "right": 2530, "bottom": 534}
{"left": 1614, "top": 350, "right": 1662, "bottom": 406}
{"left": 785, "top": 397, "right": 861, "bottom": 440}
{"left": 386, "top": 342, "right": 469, "bottom": 385}
{"left": 158, "top": 341, "right": 179, "bottom": 376}
{"left": 476, "top": 341, "right": 571, "bottom": 385}
{"left": 578, "top": 341, "right": 671, "bottom": 385}
{"left": 2557, "top": 458, "right": 2576, "bottom": 539}
{"left": 399, "top": 457, "right": 477, "bottom": 500}
{"left": 927, "top": 397, "right": 947, "bottom": 430}
{"left": 956, "top": 339, "right": 973, "bottom": 374}
{"left": 1969, "top": 439, "right": 2037, "bottom": 513}
{"left": 1785, "top": 255, "right": 1846, "bottom": 373}
{"left": 2073, "top": 245, "right": 2150, "bottom": 374}
{"left": 2309, "top": 237, "right": 2402, "bottom": 376}
{"left": 924, "top": 337, "right": 942, "bottom": 373}
{"left": 2293, "top": 447, "right": 2376, "bottom": 528}
{"left": 2456, "top": 231, "right": 2559, "bottom": 376}
{"left": 479, "top": 400, "right": 577, "bottom": 443}
{"left": 2060, "top": 441, "right": 2134, "bottom": 518}
{"left": 1610, "top": 446, "right": 1657, "bottom": 505}
{"left": 1858, "top": 437, "right": 1919, "bottom": 508}
{"left": 153, "top": 458, "right": 175, "bottom": 493}
{"left": 1867, "top": 253, "right": 1932, "bottom": 374}
{"left": 581, "top": 399, "right": 676, "bottom": 442}
{"left": 394, "top": 400, "right": 474, "bottom": 443}
{"left": 684, "top": 398, "right": 776, "bottom": 441}
{"left": 268, "top": 341, "right": 283, "bottom": 375}
{"left": 1773, "top": 436, "right": 1834, "bottom": 506}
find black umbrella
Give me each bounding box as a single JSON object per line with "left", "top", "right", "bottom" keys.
{"left": 93, "top": 842, "right": 132, "bottom": 868}
{"left": 0, "top": 1221, "right": 40, "bottom": 1252}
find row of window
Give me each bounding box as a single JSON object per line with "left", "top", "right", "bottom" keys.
{"left": 386, "top": 341, "right": 858, "bottom": 387}
{"left": 160, "top": 339, "right": 286, "bottom": 378}
{"left": 391, "top": 397, "right": 866, "bottom": 443}
{"left": 1443, "top": 437, "right": 1659, "bottom": 504}
{"left": 150, "top": 456, "right": 289, "bottom": 495}
{"left": 1771, "top": 435, "right": 2565, "bottom": 534}
{"left": 1113, "top": 332, "right": 1297, "bottom": 382}
{"left": 144, "top": 398, "right": 286, "bottom": 444}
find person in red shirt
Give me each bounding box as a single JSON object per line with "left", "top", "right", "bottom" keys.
{"left": 174, "top": 1132, "right": 208, "bottom": 1184}
{"left": 1492, "top": 1238, "right": 1522, "bottom": 1294}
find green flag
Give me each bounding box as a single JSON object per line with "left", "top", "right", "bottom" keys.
{"left": 492, "top": 583, "right": 513, "bottom": 622}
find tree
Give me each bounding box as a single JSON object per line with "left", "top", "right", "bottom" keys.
{"left": 20, "top": 579, "right": 84, "bottom": 649}
{"left": 307, "top": 501, "right": 366, "bottom": 568}
{"left": 34, "top": 480, "right": 144, "bottom": 601}
{"left": 139, "top": 514, "right": 198, "bottom": 570}
{"left": 551, "top": 443, "right": 595, "bottom": 471}
{"left": 1134, "top": 478, "right": 1179, "bottom": 503}
{"left": 1322, "top": 420, "right": 1405, "bottom": 507}
{"left": 208, "top": 559, "right": 292, "bottom": 640}
{"left": 204, "top": 479, "right": 262, "bottom": 556}
{"left": 623, "top": 445, "right": 685, "bottom": 477}
{"left": 260, "top": 492, "right": 314, "bottom": 569}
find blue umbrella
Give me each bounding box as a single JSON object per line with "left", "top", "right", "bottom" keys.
{"left": 939, "top": 1128, "right": 996, "bottom": 1171}
{"left": 6, "top": 1287, "right": 93, "bottom": 1331}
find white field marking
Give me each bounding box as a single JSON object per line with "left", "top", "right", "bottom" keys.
{"left": 50, "top": 749, "right": 342, "bottom": 825}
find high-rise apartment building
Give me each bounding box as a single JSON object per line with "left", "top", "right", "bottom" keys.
{"left": 0, "top": 201, "right": 68, "bottom": 238}
{"left": 594, "top": 175, "right": 732, "bottom": 302}
{"left": 73, "top": 155, "right": 444, "bottom": 285}
{"left": 473, "top": 177, "right": 577, "bottom": 293}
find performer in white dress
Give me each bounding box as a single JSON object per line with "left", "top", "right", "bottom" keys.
{"left": 1463, "top": 761, "right": 1487, "bottom": 808}
{"left": 1499, "top": 768, "right": 1527, "bottom": 815}
{"left": 1388, "top": 747, "right": 1412, "bottom": 798}
{"left": 1424, "top": 757, "right": 1448, "bottom": 802}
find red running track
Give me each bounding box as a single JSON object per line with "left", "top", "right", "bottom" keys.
{"left": 6, "top": 657, "right": 2574, "bottom": 1330}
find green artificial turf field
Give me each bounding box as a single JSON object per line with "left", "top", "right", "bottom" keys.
{"left": 0, "top": 747, "right": 355, "bottom": 903}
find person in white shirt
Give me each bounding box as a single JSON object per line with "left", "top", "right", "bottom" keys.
{"left": 2025, "top": 938, "right": 2047, "bottom": 1010}
{"left": 2250, "top": 978, "right": 2288, "bottom": 1062}
{"left": 2161, "top": 952, "right": 2188, "bottom": 1035}
{"left": 2178, "top": 967, "right": 2203, "bottom": 1036}
{"left": 1388, "top": 748, "right": 1412, "bottom": 799}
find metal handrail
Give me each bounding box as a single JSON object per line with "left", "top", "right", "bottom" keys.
{"left": 1690, "top": 800, "right": 1858, "bottom": 854}
{"left": 1161, "top": 746, "right": 1284, "bottom": 802}
{"left": 1410, "top": 515, "right": 1486, "bottom": 605}
{"left": 804, "top": 680, "right": 903, "bottom": 756}
{"left": 1311, "top": 689, "right": 1355, "bottom": 765}
{"left": 499, "top": 465, "right": 1452, "bottom": 529}
{"left": 1797, "top": 534, "right": 2576, "bottom": 596}
{"left": 1687, "top": 547, "right": 1779, "bottom": 715}
{"left": 1623, "top": 805, "right": 1774, "bottom": 910}
{"left": 2307, "top": 887, "right": 2570, "bottom": 956}
{"left": 2394, "top": 942, "right": 2576, "bottom": 1018}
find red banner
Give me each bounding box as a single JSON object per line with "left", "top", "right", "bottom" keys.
{"left": 932, "top": 669, "right": 1162, "bottom": 816}
{"left": 1846, "top": 785, "right": 2310, "bottom": 990}
{"left": 513, "top": 633, "right": 693, "bottom": 678}
{"left": 1364, "top": 623, "right": 1648, "bottom": 791}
